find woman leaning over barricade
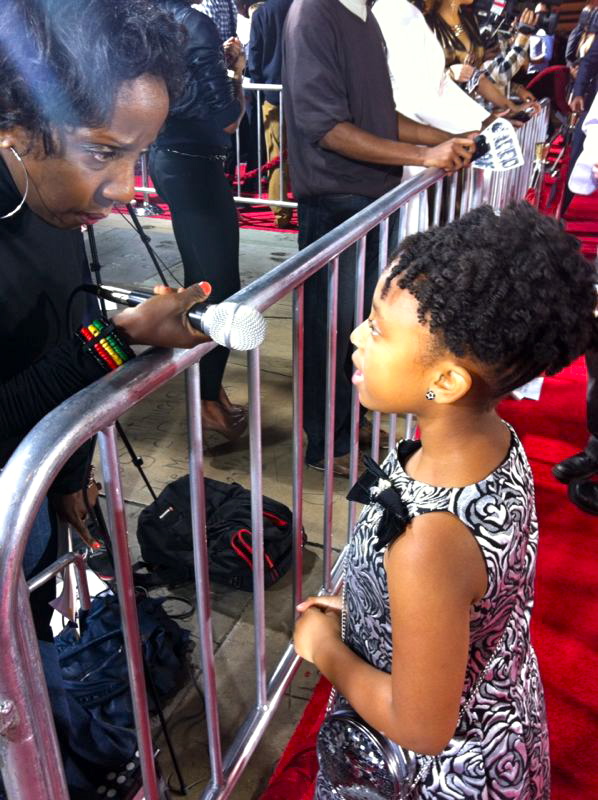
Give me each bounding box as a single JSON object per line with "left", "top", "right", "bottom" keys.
{"left": 0, "top": 1, "right": 213, "bottom": 793}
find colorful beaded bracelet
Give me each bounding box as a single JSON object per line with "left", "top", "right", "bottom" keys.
{"left": 77, "top": 317, "right": 135, "bottom": 373}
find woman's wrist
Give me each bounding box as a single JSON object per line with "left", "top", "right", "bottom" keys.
{"left": 77, "top": 317, "right": 135, "bottom": 372}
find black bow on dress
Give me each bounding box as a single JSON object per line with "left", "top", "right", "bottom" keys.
{"left": 347, "top": 453, "right": 412, "bottom": 551}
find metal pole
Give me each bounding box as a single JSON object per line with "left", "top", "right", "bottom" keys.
{"left": 433, "top": 178, "right": 443, "bottom": 227}
{"left": 322, "top": 257, "right": 339, "bottom": 592}
{"left": 370, "top": 217, "right": 390, "bottom": 462}
{"left": 417, "top": 189, "right": 427, "bottom": 230}
{"left": 0, "top": 578, "right": 70, "bottom": 800}
{"left": 291, "top": 285, "right": 305, "bottom": 613}
{"left": 461, "top": 168, "right": 473, "bottom": 216}
{"left": 256, "top": 89, "right": 263, "bottom": 199}
{"left": 247, "top": 348, "right": 268, "bottom": 708}
{"left": 98, "top": 425, "right": 160, "bottom": 800}
{"left": 348, "top": 236, "right": 367, "bottom": 538}
{"left": 235, "top": 126, "right": 242, "bottom": 200}
{"left": 278, "top": 87, "right": 284, "bottom": 204}
{"left": 398, "top": 200, "right": 408, "bottom": 243}
{"left": 186, "top": 363, "right": 224, "bottom": 790}
{"left": 447, "top": 172, "right": 458, "bottom": 222}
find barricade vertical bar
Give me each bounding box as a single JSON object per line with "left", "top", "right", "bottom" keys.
{"left": 292, "top": 286, "right": 305, "bottom": 612}
{"left": 235, "top": 127, "right": 242, "bottom": 200}
{"left": 247, "top": 348, "right": 268, "bottom": 707}
{"left": 472, "top": 167, "right": 484, "bottom": 209}
{"left": 279, "top": 88, "right": 284, "bottom": 204}
{"left": 447, "top": 172, "right": 458, "bottom": 222}
{"left": 405, "top": 414, "right": 416, "bottom": 439}
{"left": 186, "top": 363, "right": 224, "bottom": 789}
{"left": 499, "top": 169, "right": 508, "bottom": 208}
{"left": 140, "top": 152, "right": 151, "bottom": 209}
{"left": 370, "top": 217, "right": 390, "bottom": 462}
{"left": 433, "top": 178, "right": 443, "bottom": 227}
{"left": 348, "top": 236, "right": 367, "bottom": 538}
{"left": 98, "top": 425, "right": 160, "bottom": 800}
{"left": 256, "top": 89, "right": 263, "bottom": 199}
{"left": 323, "top": 257, "right": 339, "bottom": 591}
{"left": 387, "top": 411, "right": 398, "bottom": 455}
{"left": 377, "top": 217, "right": 389, "bottom": 278}
{"left": 461, "top": 168, "right": 473, "bottom": 216}
{"left": 418, "top": 190, "right": 427, "bottom": 231}
{"left": 398, "top": 200, "right": 409, "bottom": 243}
{"left": 390, "top": 207, "right": 401, "bottom": 251}
{"left": 4, "top": 578, "right": 70, "bottom": 800}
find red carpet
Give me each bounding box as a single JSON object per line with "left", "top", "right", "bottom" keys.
{"left": 261, "top": 361, "right": 598, "bottom": 800}
{"left": 123, "top": 171, "right": 298, "bottom": 234}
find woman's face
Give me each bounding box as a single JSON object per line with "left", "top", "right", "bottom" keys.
{"left": 1, "top": 74, "right": 169, "bottom": 230}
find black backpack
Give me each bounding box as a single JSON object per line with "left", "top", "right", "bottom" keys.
{"left": 136, "top": 475, "right": 299, "bottom": 590}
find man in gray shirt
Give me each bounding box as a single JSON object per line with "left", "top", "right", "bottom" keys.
{"left": 283, "top": 0, "right": 474, "bottom": 474}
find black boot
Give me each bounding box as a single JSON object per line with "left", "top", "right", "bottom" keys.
{"left": 568, "top": 481, "right": 598, "bottom": 515}
{"left": 552, "top": 451, "right": 598, "bottom": 484}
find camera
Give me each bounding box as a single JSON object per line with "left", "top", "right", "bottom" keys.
{"left": 472, "top": 134, "right": 490, "bottom": 161}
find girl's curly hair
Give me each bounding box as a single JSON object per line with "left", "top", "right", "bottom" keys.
{"left": 384, "top": 203, "right": 598, "bottom": 397}
{"left": 0, "top": 0, "right": 186, "bottom": 154}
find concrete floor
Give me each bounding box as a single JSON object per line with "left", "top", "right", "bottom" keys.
{"left": 88, "top": 212, "right": 401, "bottom": 799}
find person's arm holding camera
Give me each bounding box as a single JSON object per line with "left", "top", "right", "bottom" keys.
{"left": 223, "top": 35, "right": 247, "bottom": 132}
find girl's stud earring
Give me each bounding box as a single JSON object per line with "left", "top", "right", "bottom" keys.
{"left": 425, "top": 390, "right": 436, "bottom": 400}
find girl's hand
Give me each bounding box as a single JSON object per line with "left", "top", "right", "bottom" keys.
{"left": 294, "top": 605, "right": 341, "bottom": 664}
{"left": 296, "top": 594, "right": 342, "bottom": 614}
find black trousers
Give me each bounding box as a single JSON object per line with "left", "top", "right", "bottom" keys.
{"left": 562, "top": 110, "right": 588, "bottom": 215}
{"left": 298, "top": 194, "right": 397, "bottom": 464}
{"left": 149, "top": 147, "right": 241, "bottom": 400}
{"left": 585, "top": 348, "right": 598, "bottom": 460}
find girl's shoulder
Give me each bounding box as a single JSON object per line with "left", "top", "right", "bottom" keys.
{"left": 378, "top": 423, "right": 534, "bottom": 542}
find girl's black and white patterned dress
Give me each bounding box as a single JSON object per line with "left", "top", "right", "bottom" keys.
{"left": 315, "top": 425, "right": 550, "bottom": 799}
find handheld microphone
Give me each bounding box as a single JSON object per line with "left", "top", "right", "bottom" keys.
{"left": 81, "top": 284, "right": 267, "bottom": 351}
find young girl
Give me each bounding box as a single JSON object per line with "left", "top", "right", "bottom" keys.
{"left": 294, "top": 203, "right": 598, "bottom": 799}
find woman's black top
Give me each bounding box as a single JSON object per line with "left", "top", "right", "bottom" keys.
{"left": 155, "top": 0, "right": 241, "bottom": 156}
{"left": 0, "top": 156, "right": 103, "bottom": 491}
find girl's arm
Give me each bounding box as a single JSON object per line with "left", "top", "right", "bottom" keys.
{"left": 294, "top": 511, "right": 487, "bottom": 755}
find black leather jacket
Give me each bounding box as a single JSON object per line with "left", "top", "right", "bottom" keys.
{"left": 155, "top": 0, "right": 241, "bottom": 154}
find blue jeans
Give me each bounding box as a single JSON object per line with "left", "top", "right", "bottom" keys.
{"left": 23, "top": 499, "right": 57, "bottom": 642}
{"left": 23, "top": 498, "right": 52, "bottom": 577}
{"left": 298, "top": 194, "right": 398, "bottom": 464}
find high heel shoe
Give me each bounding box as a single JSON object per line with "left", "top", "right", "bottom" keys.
{"left": 202, "top": 400, "right": 248, "bottom": 442}
{"left": 218, "top": 387, "right": 247, "bottom": 419}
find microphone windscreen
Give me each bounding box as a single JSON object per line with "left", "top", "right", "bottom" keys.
{"left": 198, "top": 302, "right": 267, "bottom": 350}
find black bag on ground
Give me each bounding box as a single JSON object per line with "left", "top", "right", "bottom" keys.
{"left": 136, "top": 476, "right": 297, "bottom": 590}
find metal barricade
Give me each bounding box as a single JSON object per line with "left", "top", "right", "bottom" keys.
{"left": 132, "top": 82, "right": 297, "bottom": 215}
{"left": 233, "top": 81, "right": 296, "bottom": 211}
{"left": 0, "top": 103, "right": 549, "bottom": 800}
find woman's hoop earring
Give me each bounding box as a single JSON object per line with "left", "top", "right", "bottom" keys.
{"left": 0, "top": 147, "right": 30, "bottom": 220}
{"left": 425, "top": 390, "right": 436, "bottom": 400}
